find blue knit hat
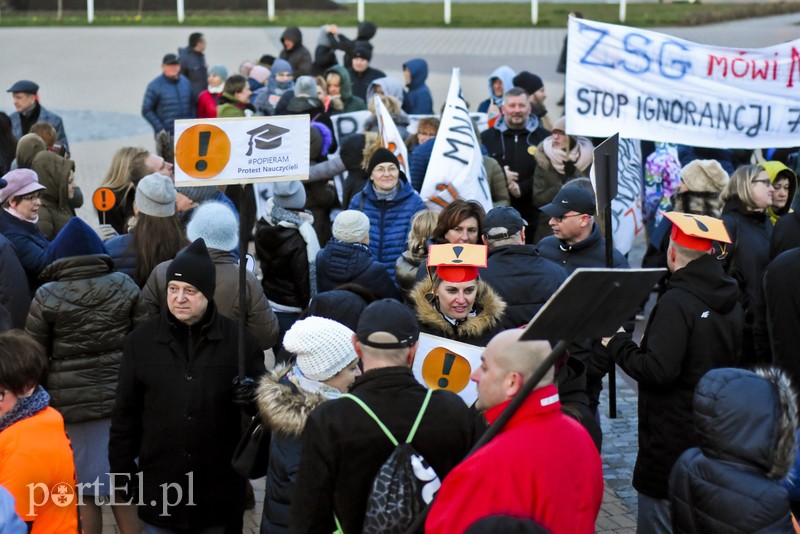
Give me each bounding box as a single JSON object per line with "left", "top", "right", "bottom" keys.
{"left": 45, "top": 217, "right": 107, "bottom": 265}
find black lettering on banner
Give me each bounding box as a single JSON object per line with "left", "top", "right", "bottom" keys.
{"left": 789, "top": 108, "right": 800, "bottom": 133}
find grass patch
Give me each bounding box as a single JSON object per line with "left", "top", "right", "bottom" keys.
{"left": 2, "top": 2, "right": 800, "bottom": 28}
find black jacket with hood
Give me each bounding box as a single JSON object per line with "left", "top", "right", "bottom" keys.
{"left": 607, "top": 253, "right": 745, "bottom": 499}
{"left": 279, "top": 27, "right": 313, "bottom": 77}
{"left": 669, "top": 367, "right": 796, "bottom": 534}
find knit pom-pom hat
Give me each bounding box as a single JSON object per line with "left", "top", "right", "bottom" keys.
{"left": 284, "top": 316, "right": 358, "bottom": 381}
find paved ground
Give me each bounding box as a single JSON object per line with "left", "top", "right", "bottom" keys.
{"left": 3, "top": 13, "right": 798, "bottom": 533}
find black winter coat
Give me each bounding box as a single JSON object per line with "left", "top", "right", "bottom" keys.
{"left": 480, "top": 244, "right": 568, "bottom": 329}
{"left": 255, "top": 219, "right": 311, "bottom": 310}
{"left": 480, "top": 118, "right": 549, "bottom": 241}
{"left": 315, "top": 239, "right": 400, "bottom": 300}
{"left": 109, "top": 304, "right": 266, "bottom": 529}
{"left": 26, "top": 254, "right": 143, "bottom": 423}
{"left": 256, "top": 369, "right": 328, "bottom": 534}
{"left": 536, "top": 224, "right": 629, "bottom": 273}
{"left": 764, "top": 248, "right": 800, "bottom": 394}
{"left": 289, "top": 367, "right": 476, "bottom": 534}
{"left": 669, "top": 367, "right": 796, "bottom": 534}
{"left": 0, "top": 233, "right": 31, "bottom": 329}
{"left": 721, "top": 198, "right": 772, "bottom": 363}
{"left": 770, "top": 210, "right": 800, "bottom": 259}
{"left": 608, "top": 254, "right": 744, "bottom": 499}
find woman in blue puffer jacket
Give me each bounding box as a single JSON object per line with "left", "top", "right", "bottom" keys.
{"left": 348, "top": 148, "right": 425, "bottom": 281}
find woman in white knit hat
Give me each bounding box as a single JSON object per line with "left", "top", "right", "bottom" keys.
{"left": 255, "top": 315, "right": 361, "bottom": 533}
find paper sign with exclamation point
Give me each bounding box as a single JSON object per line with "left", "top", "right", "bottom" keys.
{"left": 92, "top": 187, "right": 117, "bottom": 212}
{"left": 175, "top": 124, "right": 231, "bottom": 179}
{"left": 421, "top": 347, "right": 471, "bottom": 393}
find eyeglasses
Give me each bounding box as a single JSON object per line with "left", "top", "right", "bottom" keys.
{"left": 373, "top": 165, "right": 398, "bottom": 175}
{"left": 18, "top": 192, "right": 41, "bottom": 201}
{"left": 551, "top": 213, "right": 584, "bottom": 223}
{"left": 751, "top": 179, "right": 772, "bottom": 186}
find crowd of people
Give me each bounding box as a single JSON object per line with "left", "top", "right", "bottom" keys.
{"left": 1, "top": 22, "right": 800, "bottom": 534}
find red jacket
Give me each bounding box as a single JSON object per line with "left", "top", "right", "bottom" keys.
{"left": 426, "top": 385, "right": 603, "bottom": 534}
{"left": 197, "top": 89, "right": 222, "bottom": 119}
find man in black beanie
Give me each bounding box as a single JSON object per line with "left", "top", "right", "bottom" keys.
{"left": 513, "top": 70, "right": 552, "bottom": 131}
{"left": 110, "top": 238, "right": 266, "bottom": 532}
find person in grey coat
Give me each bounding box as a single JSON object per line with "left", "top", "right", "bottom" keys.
{"left": 7, "top": 80, "right": 68, "bottom": 149}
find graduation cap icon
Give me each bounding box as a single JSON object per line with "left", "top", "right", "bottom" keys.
{"left": 245, "top": 123, "right": 290, "bottom": 156}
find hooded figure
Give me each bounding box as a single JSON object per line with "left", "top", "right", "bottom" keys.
{"left": 14, "top": 133, "right": 46, "bottom": 170}
{"left": 333, "top": 21, "right": 378, "bottom": 70}
{"left": 254, "top": 59, "right": 295, "bottom": 116}
{"left": 669, "top": 366, "right": 797, "bottom": 534}
{"left": 366, "top": 76, "right": 405, "bottom": 106}
{"left": 324, "top": 65, "right": 367, "bottom": 115}
{"left": 279, "top": 26, "right": 313, "bottom": 77}
{"left": 30, "top": 150, "right": 75, "bottom": 239}
{"left": 402, "top": 58, "right": 433, "bottom": 115}
{"left": 763, "top": 160, "right": 797, "bottom": 225}
{"left": 477, "top": 65, "right": 516, "bottom": 113}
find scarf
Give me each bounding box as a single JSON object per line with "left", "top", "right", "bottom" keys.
{"left": 4, "top": 206, "right": 38, "bottom": 224}
{"left": 208, "top": 84, "right": 224, "bottom": 94}
{"left": 542, "top": 136, "right": 594, "bottom": 175}
{"left": 286, "top": 365, "right": 342, "bottom": 400}
{"left": 372, "top": 183, "right": 400, "bottom": 202}
{"left": 0, "top": 385, "right": 50, "bottom": 433}
{"left": 265, "top": 197, "right": 320, "bottom": 298}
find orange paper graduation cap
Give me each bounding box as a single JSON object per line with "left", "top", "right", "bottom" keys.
{"left": 661, "top": 211, "right": 731, "bottom": 252}
{"left": 428, "top": 243, "right": 487, "bottom": 283}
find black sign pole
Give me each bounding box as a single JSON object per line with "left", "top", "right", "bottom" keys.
{"left": 603, "top": 151, "right": 618, "bottom": 419}
{"left": 238, "top": 183, "right": 248, "bottom": 378}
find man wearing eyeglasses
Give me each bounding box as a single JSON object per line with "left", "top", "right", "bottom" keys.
{"left": 536, "top": 184, "right": 628, "bottom": 272}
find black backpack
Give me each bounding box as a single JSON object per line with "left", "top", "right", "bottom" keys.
{"left": 340, "top": 389, "right": 441, "bottom": 534}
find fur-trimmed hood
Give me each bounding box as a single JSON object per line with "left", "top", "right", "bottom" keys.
{"left": 256, "top": 366, "right": 327, "bottom": 437}
{"left": 409, "top": 276, "right": 506, "bottom": 344}
{"left": 694, "top": 366, "right": 797, "bottom": 479}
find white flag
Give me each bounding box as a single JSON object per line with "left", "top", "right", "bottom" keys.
{"left": 374, "top": 94, "right": 410, "bottom": 177}
{"left": 420, "top": 68, "right": 492, "bottom": 212}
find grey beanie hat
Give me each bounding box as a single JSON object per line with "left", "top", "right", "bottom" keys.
{"left": 187, "top": 201, "right": 239, "bottom": 252}
{"left": 208, "top": 65, "right": 228, "bottom": 79}
{"left": 135, "top": 173, "right": 176, "bottom": 217}
{"left": 272, "top": 180, "right": 306, "bottom": 210}
{"left": 333, "top": 210, "right": 370, "bottom": 243}
{"left": 176, "top": 185, "right": 219, "bottom": 204}
{"left": 295, "top": 76, "right": 317, "bottom": 98}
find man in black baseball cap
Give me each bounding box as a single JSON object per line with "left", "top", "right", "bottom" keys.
{"left": 7, "top": 79, "right": 69, "bottom": 148}
{"left": 290, "top": 298, "right": 476, "bottom": 533}
{"left": 355, "top": 298, "right": 419, "bottom": 350}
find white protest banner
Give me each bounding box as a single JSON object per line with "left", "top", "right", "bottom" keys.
{"left": 411, "top": 333, "right": 484, "bottom": 406}
{"left": 420, "top": 68, "right": 492, "bottom": 212}
{"left": 591, "top": 137, "right": 644, "bottom": 255}
{"left": 328, "top": 110, "right": 371, "bottom": 154}
{"left": 566, "top": 17, "right": 800, "bottom": 148}
{"left": 375, "top": 94, "right": 410, "bottom": 176}
{"left": 173, "top": 115, "right": 309, "bottom": 186}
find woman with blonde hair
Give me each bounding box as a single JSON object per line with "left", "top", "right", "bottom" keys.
{"left": 395, "top": 209, "right": 437, "bottom": 298}
{"left": 720, "top": 164, "right": 774, "bottom": 365}
{"left": 96, "top": 146, "right": 150, "bottom": 234}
